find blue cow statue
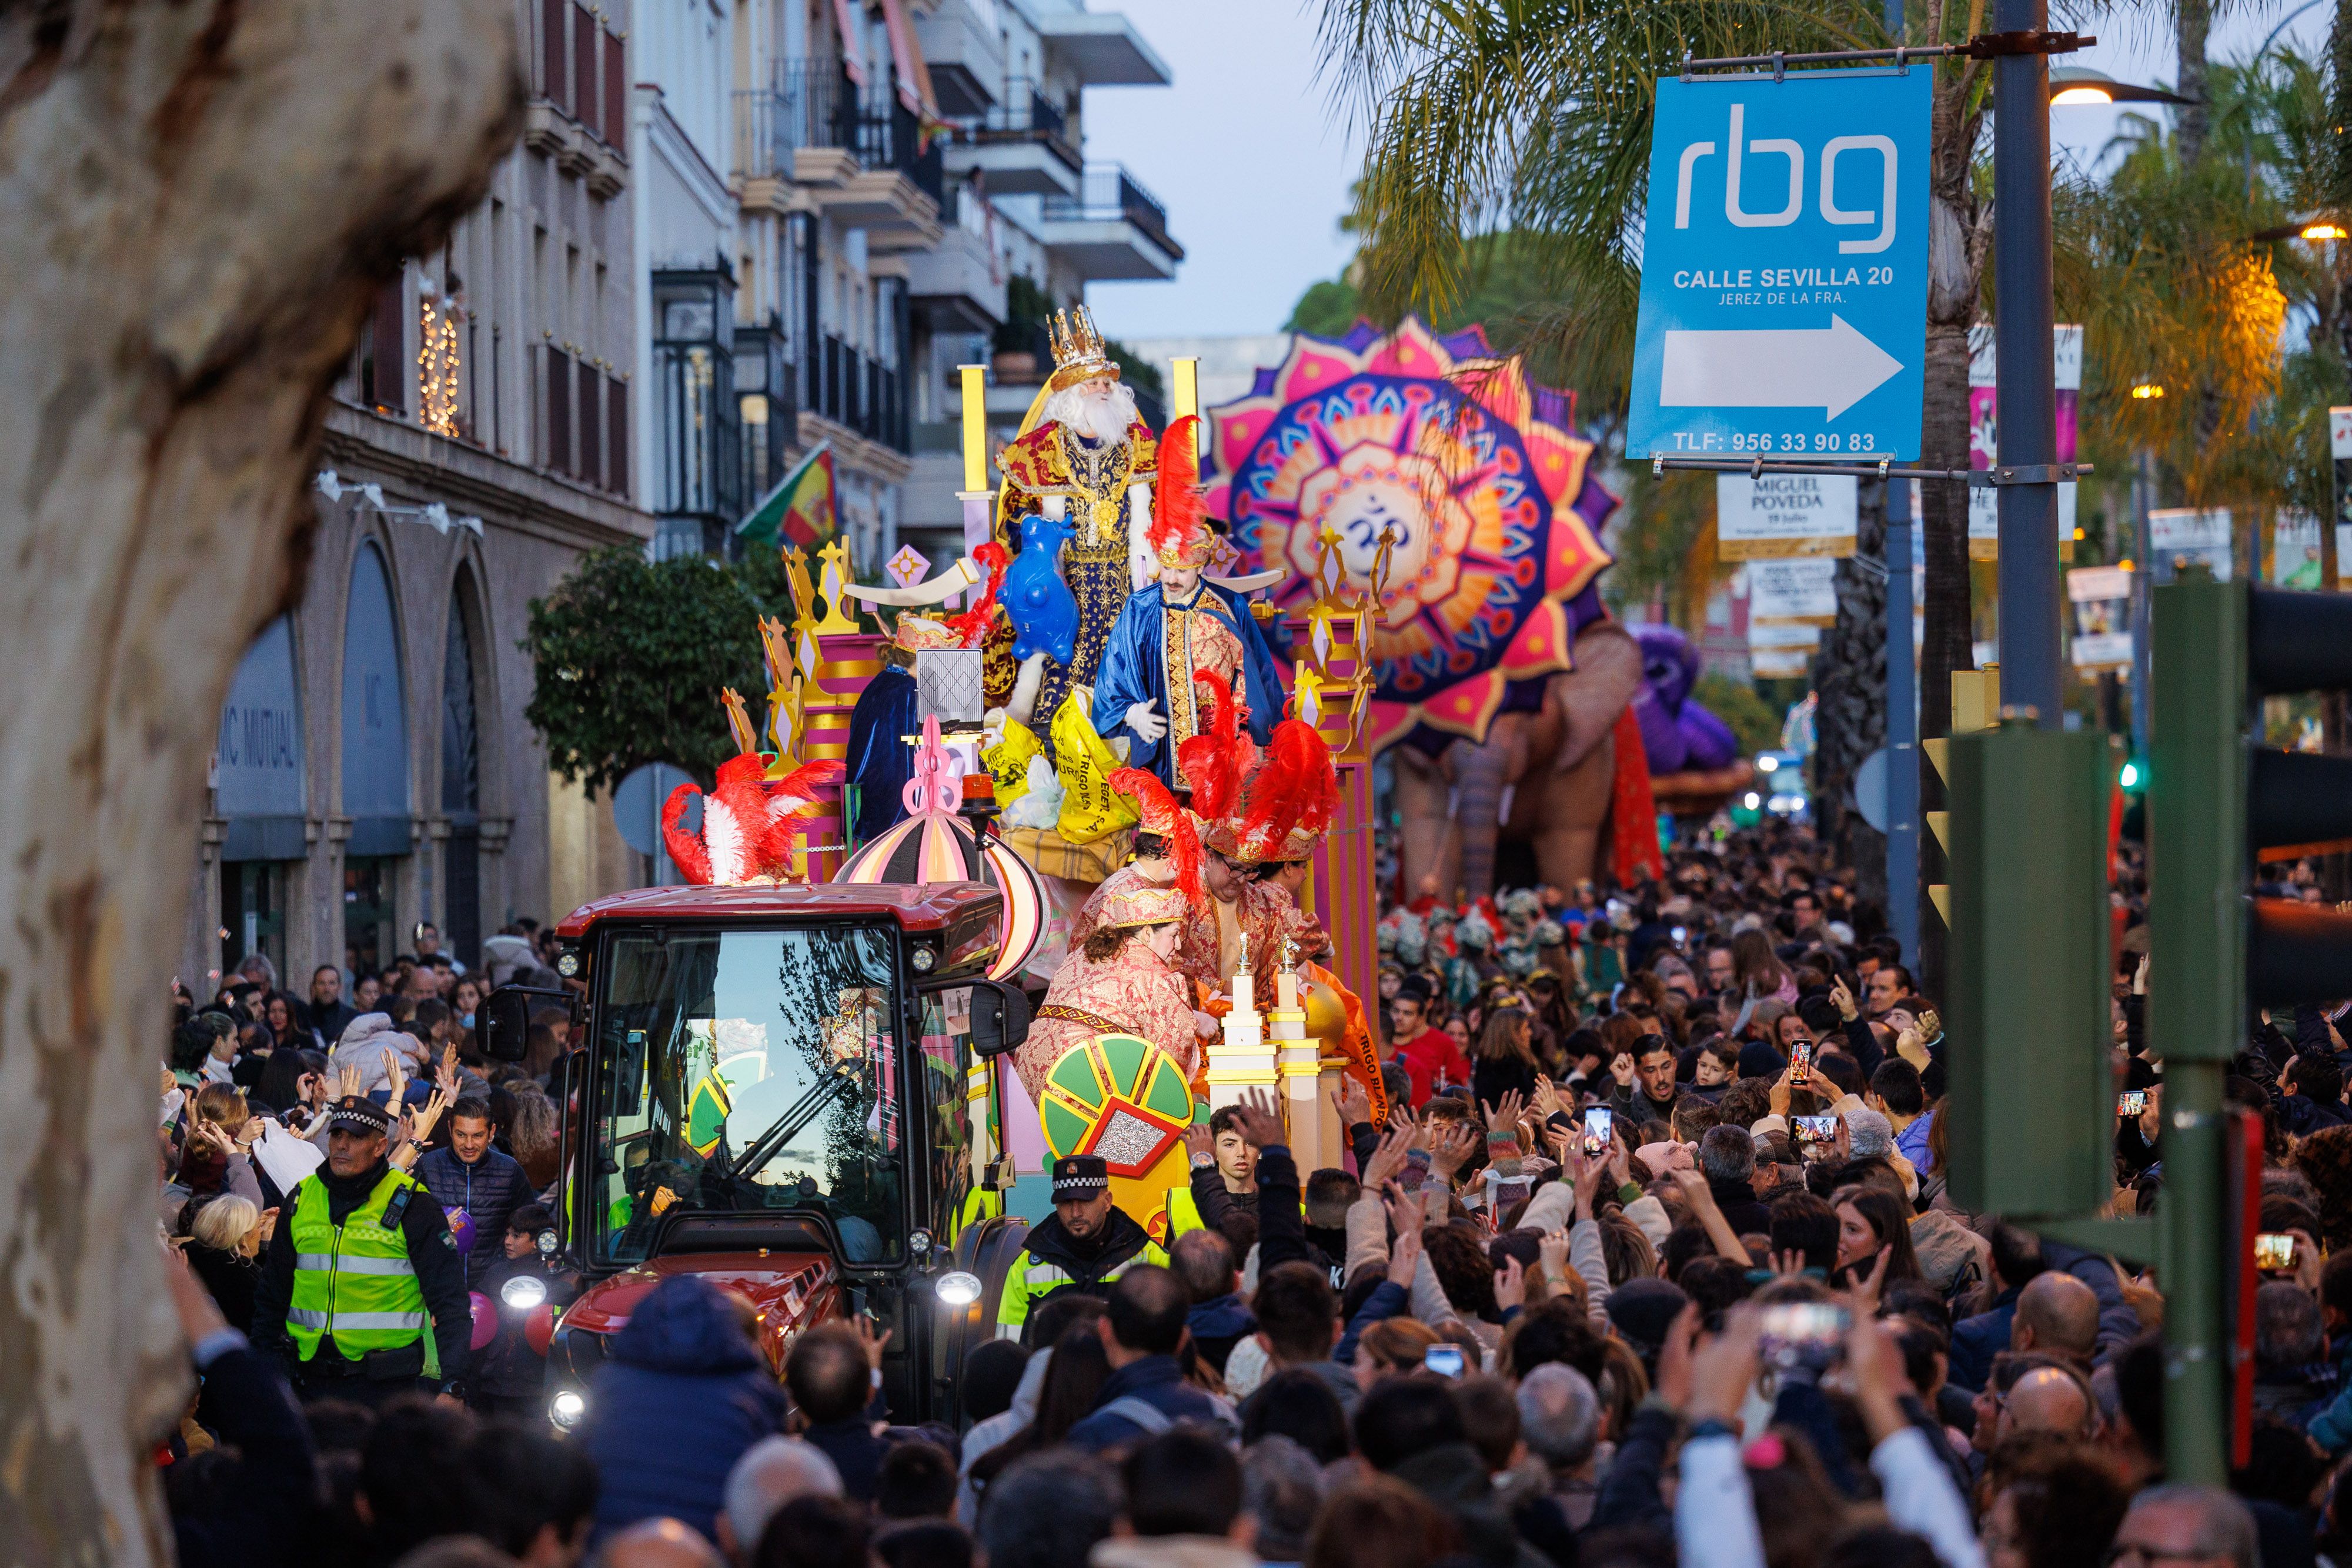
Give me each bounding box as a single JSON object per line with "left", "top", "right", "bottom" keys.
{"left": 1003, "top": 509, "right": 1078, "bottom": 667}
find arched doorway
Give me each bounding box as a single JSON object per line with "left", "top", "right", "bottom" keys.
{"left": 442, "top": 570, "right": 485, "bottom": 967}
{"left": 342, "top": 540, "right": 410, "bottom": 978}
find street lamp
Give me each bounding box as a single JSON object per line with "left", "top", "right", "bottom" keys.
{"left": 2049, "top": 66, "right": 2198, "bottom": 106}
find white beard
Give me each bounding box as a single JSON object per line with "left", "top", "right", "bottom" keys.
{"left": 1043, "top": 380, "right": 1140, "bottom": 446}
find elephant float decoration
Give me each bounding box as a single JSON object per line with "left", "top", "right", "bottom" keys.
{"left": 1203, "top": 319, "right": 1745, "bottom": 898}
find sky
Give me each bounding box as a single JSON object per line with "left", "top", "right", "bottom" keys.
{"left": 1074, "top": 0, "right": 2337, "bottom": 344}
{"left": 1076, "top": 0, "right": 1364, "bottom": 340}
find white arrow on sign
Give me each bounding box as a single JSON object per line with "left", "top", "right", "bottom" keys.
{"left": 1660, "top": 313, "right": 1905, "bottom": 420}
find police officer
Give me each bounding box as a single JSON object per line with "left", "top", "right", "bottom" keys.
{"left": 995, "top": 1155, "right": 1166, "bottom": 1342}
{"left": 250, "top": 1095, "right": 472, "bottom": 1406}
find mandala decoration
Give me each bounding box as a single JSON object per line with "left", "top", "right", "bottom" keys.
{"left": 1205, "top": 318, "right": 1618, "bottom": 753}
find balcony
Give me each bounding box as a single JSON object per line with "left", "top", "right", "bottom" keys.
{"left": 945, "top": 78, "right": 1082, "bottom": 198}
{"left": 915, "top": 0, "right": 1005, "bottom": 116}
{"left": 803, "top": 334, "right": 911, "bottom": 455}
{"left": 904, "top": 217, "right": 1007, "bottom": 333}
{"left": 1033, "top": 8, "right": 1172, "bottom": 86}
{"left": 733, "top": 62, "right": 944, "bottom": 249}
{"left": 1038, "top": 162, "right": 1184, "bottom": 281}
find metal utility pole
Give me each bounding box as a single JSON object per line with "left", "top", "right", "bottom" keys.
{"left": 1992, "top": 0, "right": 2064, "bottom": 724}
{"left": 1885, "top": 0, "right": 1922, "bottom": 964}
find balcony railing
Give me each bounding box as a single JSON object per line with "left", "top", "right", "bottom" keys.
{"left": 804, "top": 333, "right": 910, "bottom": 454}
{"left": 1040, "top": 162, "right": 1180, "bottom": 259}
{"left": 733, "top": 61, "right": 945, "bottom": 206}
{"left": 965, "top": 77, "right": 1083, "bottom": 175}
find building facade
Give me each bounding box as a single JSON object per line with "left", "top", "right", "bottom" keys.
{"left": 634, "top": 0, "right": 1181, "bottom": 574}
{"left": 190, "top": 0, "right": 652, "bottom": 991}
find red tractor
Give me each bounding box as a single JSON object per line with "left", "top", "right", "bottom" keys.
{"left": 481, "top": 881, "right": 1033, "bottom": 1432}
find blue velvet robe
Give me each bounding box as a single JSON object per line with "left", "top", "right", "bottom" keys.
{"left": 1090, "top": 581, "right": 1284, "bottom": 791}
{"left": 844, "top": 664, "right": 918, "bottom": 844}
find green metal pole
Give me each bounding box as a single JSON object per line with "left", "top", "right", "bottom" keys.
{"left": 2147, "top": 578, "right": 2246, "bottom": 1486}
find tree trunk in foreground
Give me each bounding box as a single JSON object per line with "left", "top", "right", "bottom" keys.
{"left": 0, "top": 5, "right": 519, "bottom": 1560}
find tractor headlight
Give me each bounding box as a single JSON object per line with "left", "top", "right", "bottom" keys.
{"left": 502, "top": 1275, "right": 549, "bottom": 1311}
{"left": 936, "top": 1271, "right": 983, "bottom": 1308}
{"left": 549, "top": 1389, "right": 587, "bottom": 1429}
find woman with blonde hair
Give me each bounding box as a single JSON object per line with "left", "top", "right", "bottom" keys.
{"left": 1352, "top": 1316, "right": 1441, "bottom": 1391}
{"left": 181, "top": 1192, "right": 272, "bottom": 1332}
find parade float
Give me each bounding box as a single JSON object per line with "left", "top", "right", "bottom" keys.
{"left": 637, "top": 311, "right": 1750, "bottom": 1242}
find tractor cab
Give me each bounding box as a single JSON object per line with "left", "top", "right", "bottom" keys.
{"left": 486, "top": 882, "right": 1031, "bottom": 1430}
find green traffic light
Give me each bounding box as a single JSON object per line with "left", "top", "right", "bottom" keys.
{"left": 2119, "top": 759, "right": 2141, "bottom": 790}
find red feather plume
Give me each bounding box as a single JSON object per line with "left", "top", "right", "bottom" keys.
{"left": 943, "top": 541, "right": 1010, "bottom": 647}
{"left": 754, "top": 757, "right": 846, "bottom": 874}
{"left": 661, "top": 783, "right": 715, "bottom": 885}
{"left": 1240, "top": 716, "right": 1339, "bottom": 857}
{"left": 1148, "top": 416, "right": 1204, "bottom": 563}
{"left": 1177, "top": 671, "right": 1255, "bottom": 822}
{"left": 1108, "top": 765, "right": 1205, "bottom": 905}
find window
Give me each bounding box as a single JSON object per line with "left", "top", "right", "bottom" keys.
{"left": 591, "top": 927, "right": 907, "bottom": 1266}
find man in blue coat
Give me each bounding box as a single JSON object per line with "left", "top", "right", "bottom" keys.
{"left": 1065, "top": 1264, "right": 1227, "bottom": 1452}
{"left": 576, "top": 1274, "right": 788, "bottom": 1545}
{"left": 1090, "top": 550, "right": 1284, "bottom": 794}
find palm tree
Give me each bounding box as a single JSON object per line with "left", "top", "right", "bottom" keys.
{"left": 1316, "top": 0, "right": 1992, "bottom": 945}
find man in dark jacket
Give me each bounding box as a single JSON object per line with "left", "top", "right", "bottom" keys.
{"left": 576, "top": 1273, "right": 787, "bottom": 1546}
{"left": 1356, "top": 1377, "right": 1550, "bottom": 1568}
{"left": 995, "top": 1156, "right": 1166, "bottom": 1342}
{"left": 248, "top": 1095, "right": 471, "bottom": 1407}
{"left": 786, "top": 1321, "right": 895, "bottom": 1499}
{"left": 1065, "top": 1265, "right": 1225, "bottom": 1452}
{"left": 417, "top": 1096, "right": 534, "bottom": 1289}
{"left": 1949, "top": 1221, "right": 2046, "bottom": 1393}
{"left": 1697, "top": 1124, "right": 1772, "bottom": 1238}
{"left": 1169, "top": 1228, "right": 1255, "bottom": 1375}
{"left": 165, "top": 1246, "right": 318, "bottom": 1568}
{"left": 472, "top": 1203, "right": 558, "bottom": 1421}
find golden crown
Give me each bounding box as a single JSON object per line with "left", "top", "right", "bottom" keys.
{"left": 1047, "top": 305, "right": 1117, "bottom": 389}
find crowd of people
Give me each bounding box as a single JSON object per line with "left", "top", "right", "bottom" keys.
{"left": 155, "top": 824, "right": 2352, "bottom": 1568}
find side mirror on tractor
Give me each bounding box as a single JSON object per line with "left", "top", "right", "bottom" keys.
{"left": 968, "top": 980, "right": 1031, "bottom": 1059}
{"left": 481, "top": 984, "right": 572, "bottom": 1063}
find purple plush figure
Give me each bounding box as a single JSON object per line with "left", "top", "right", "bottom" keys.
{"left": 1630, "top": 624, "right": 1741, "bottom": 774}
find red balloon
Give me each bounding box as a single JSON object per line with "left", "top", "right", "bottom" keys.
{"left": 524, "top": 1302, "right": 556, "bottom": 1357}
{"left": 468, "top": 1290, "right": 497, "bottom": 1350}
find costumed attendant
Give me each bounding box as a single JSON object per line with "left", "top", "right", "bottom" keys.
{"left": 1168, "top": 677, "right": 1328, "bottom": 1000}
{"left": 843, "top": 557, "right": 1005, "bottom": 844}
{"left": 1013, "top": 880, "right": 1215, "bottom": 1106}
{"left": 1090, "top": 417, "right": 1285, "bottom": 794}
{"left": 1067, "top": 767, "right": 1207, "bottom": 948}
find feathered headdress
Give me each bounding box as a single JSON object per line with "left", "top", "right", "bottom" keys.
{"left": 1108, "top": 765, "right": 1205, "bottom": 905}
{"left": 1148, "top": 416, "right": 1214, "bottom": 570}
{"left": 1177, "top": 671, "right": 1257, "bottom": 821}
{"left": 1235, "top": 714, "right": 1340, "bottom": 863}
{"left": 662, "top": 755, "right": 844, "bottom": 886}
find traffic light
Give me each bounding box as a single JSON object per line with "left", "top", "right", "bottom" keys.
{"left": 1922, "top": 667, "right": 2002, "bottom": 928}
{"left": 1935, "top": 703, "right": 2116, "bottom": 1221}
{"left": 2149, "top": 577, "right": 2352, "bottom": 1486}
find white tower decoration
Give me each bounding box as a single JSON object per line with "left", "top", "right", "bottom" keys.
{"left": 1208, "top": 930, "right": 1278, "bottom": 1114}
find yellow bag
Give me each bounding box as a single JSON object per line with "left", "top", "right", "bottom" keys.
{"left": 1051, "top": 694, "right": 1140, "bottom": 844}
{"left": 984, "top": 719, "right": 1043, "bottom": 808}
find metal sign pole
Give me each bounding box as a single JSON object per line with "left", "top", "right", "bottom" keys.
{"left": 1887, "top": 505, "right": 1921, "bottom": 961}
{"left": 1991, "top": 0, "right": 2063, "bottom": 724}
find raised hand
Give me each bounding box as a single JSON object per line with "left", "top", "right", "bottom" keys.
{"left": 1428, "top": 1122, "right": 1479, "bottom": 1183}
{"left": 1537, "top": 1229, "right": 1570, "bottom": 1283}
{"left": 1686, "top": 1306, "right": 1763, "bottom": 1426}
{"left": 1234, "top": 1086, "right": 1288, "bottom": 1149}
{"left": 1531, "top": 1075, "right": 1565, "bottom": 1121}
{"left": 436, "top": 1042, "right": 461, "bottom": 1099}
{"left": 1182, "top": 1123, "right": 1215, "bottom": 1165}
{"left": 1362, "top": 1124, "right": 1415, "bottom": 1189}
{"left": 1386, "top": 1214, "right": 1424, "bottom": 1288}
{"left": 380, "top": 1048, "right": 407, "bottom": 1110}
{"left": 1830, "top": 975, "right": 1859, "bottom": 1022}
{"left": 1609, "top": 1052, "right": 1637, "bottom": 1088}
{"left": 852, "top": 1314, "right": 895, "bottom": 1370}
{"left": 1493, "top": 1254, "right": 1527, "bottom": 1312}
{"left": 1333, "top": 1078, "right": 1372, "bottom": 1129}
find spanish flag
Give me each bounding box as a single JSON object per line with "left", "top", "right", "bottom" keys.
{"left": 736, "top": 442, "right": 837, "bottom": 551}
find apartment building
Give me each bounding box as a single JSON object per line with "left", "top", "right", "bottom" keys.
{"left": 633, "top": 0, "right": 1181, "bottom": 572}
{"left": 191, "top": 0, "right": 652, "bottom": 989}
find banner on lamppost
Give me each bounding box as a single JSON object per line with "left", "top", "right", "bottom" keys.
{"left": 2147, "top": 507, "right": 2233, "bottom": 583}
{"left": 2330, "top": 406, "right": 2352, "bottom": 589}
{"left": 2270, "top": 510, "right": 2324, "bottom": 590}
{"left": 1748, "top": 620, "right": 1820, "bottom": 679}
{"left": 1967, "top": 324, "right": 2082, "bottom": 560}
{"left": 2066, "top": 565, "right": 2133, "bottom": 670}
{"left": 1715, "top": 473, "right": 1859, "bottom": 560}
{"left": 1744, "top": 557, "right": 1840, "bottom": 626}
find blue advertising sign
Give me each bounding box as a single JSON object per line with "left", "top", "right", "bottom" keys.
{"left": 217, "top": 616, "right": 306, "bottom": 818}
{"left": 1626, "top": 68, "right": 1932, "bottom": 461}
